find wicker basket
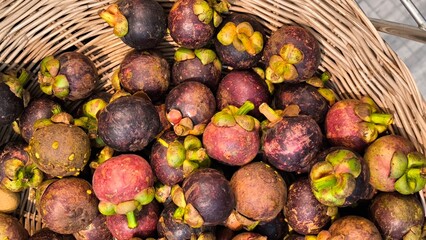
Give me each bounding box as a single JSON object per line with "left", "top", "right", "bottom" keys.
{"left": 1, "top": 0, "right": 425, "bottom": 236}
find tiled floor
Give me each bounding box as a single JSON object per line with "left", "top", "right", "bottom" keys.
{"left": 356, "top": 0, "right": 426, "bottom": 99}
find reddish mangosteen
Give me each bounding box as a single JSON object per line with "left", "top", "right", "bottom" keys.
{"left": 215, "top": 13, "right": 265, "bottom": 69}
{"left": 172, "top": 47, "right": 222, "bottom": 91}
{"left": 168, "top": 0, "right": 229, "bottom": 49}
{"left": 0, "top": 140, "right": 43, "bottom": 192}
{"left": 106, "top": 200, "right": 160, "bottom": 240}
{"left": 114, "top": 50, "right": 170, "bottom": 102}
{"left": 18, "top": 97, "right": 61, "bottom": 143}
{"left": 230, "top": 162, "right": 287, "bottom": 227}
{"left": 36, "top": 177, "right": 99, "bottom": 234}
{"left": 259, "top": 103, "right": 323, "bottom": 173}
{"left": 364, "top": 134, "right": 426, "bottom": 195}
{"left": 150, "top": 130, "right": 210, "bottom": 186}
{"left": 38, "top": 52, "right": 99, "bottom": 101}
{"left": 165, "top": 81, "right": 216, "bottom": 136}
{"left": 92, "top": 154, "right": 155, "bottom": 229}
{"left": 97, "top": 94, "right": 160, "bottom": 152}
{"left": 73, "top": 214, "right": 113, "bottom": 240}
{"left": 284, "top": 177, "right": 334, "bottom": 235}
{"left": 309, "top": 147, "right": 375, "bottom": 207}
{"left": 216, "top": 69, "right": 271, "bottom": 119}
{"left": 369, "top": 192, "right": 424, "bottom": 240}
{"left": 325, "top": 97, "right": 393, "bottom": 152}
{"left": 262, "top": 25, "right": 321, "bottom": 83}
{"left": 99, "top": 0, "right": 167, "bottom": 49}
{"left": 0, "top": 213, "right": 29, "bottom": 240}
{"left": 171, "top": 168, "right": 235, "bottom": 228}
{"left": 203, "top": 101, "right": 260, "bottom": 166}
{"left": 317, "top": 215, "right": 381, "bottom": 240}
{"left": 0, "top": 69, "right": 29, "bottom": 126}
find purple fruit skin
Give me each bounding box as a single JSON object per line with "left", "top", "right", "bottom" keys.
{"left": 157, "top": 203, "right": 194, "bottom": 239}
{"left": 73, "top": 214, "right": 113, "bottom": 240}
{"left": 263, "top": 115, "right": 323, "bottom": 173}
{"left": 172, "top": 57, "right": 221, "bottom": 91}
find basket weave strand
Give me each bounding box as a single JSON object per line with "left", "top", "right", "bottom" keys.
{"left": 0, "top": 0, "right": 425, "bottom": 235}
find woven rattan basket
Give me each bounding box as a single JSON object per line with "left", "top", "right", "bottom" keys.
{"left": 1, "top": 0, "right": 426, "bottom": 236}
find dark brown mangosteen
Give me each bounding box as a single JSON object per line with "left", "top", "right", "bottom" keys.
{"left": 0, "top": 213, "right": 29, "bottom": 240}
{"left": 0, "top": 69, "right": 29, "bottom": 126}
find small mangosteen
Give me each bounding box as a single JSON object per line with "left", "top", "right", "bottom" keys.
{"left": 370, "top": 192, "right": 424, "bottom": 239}
{"left": 215, "top": 13, "right": 265, "bottom": 69}
{"left": 172, "top": 47, "right": 222, "bottom": 91}
{"left": 216, "top": 69, "right": 271, "bottom": 119}
{"left": 0, "top": 140, "right": 43, "bottom": 192}
{"left": 150, "top": 130, "right": 210, "bottom": 186}
{"left": 318, "top": 215, "right": 381, "bottom": 240}
{"left": 92, "top": 154, "right": 155, "bottom": 229}
{"left": 284, "top": 177, "right": 334, "bottom": 235}
{"left": 309, "top": 147, "right": 375, "bottom": 207}
{"left": 165, "top": 81, "right": 216, "bottom": 136}
{"left": 0, "top": 69, "right": 29, "bottom": 126}
{"left": 36, "top": 177, "right": 99, "bottom": 234}
{"left": 97, "top": 93, "right": 160, "bottom": 152}
{"left": 325, "top": 96, "right": 393, "bottom": 152}
{"left": 262, "top": 25, "right": 321, "bottom": 83}
{"left": 364, "top": 134, "right": 426, "bottom": 195}
{"left": 99, "top": 0, "right": 167, "bottom": 49}
{"left": 171, "top": 168, "right": 235, "bottom": 228}
{"left": 114, "top": 50, "right": 170, "bottom": 102}
{"left": 168, "top": 0, "right": 229, "bottom": 49}
{"left": 73, "top": 214, "right": 113, "bottom": 240}
{"left": 259, "top": 103, "right": 323, "bottom": 173}
{"left": 0, "top": 213, "right": 29, "bottom": 240}
{"left": 38, "top": 52, "right": 99, "bottom": 101}
{"left": 230, "top": 161, "right": 287, "bottom": 226}
{"left": 106, "top": 200, "right": 160, "bottom": 240}
{"left": 17, "top": 97, "right": 61, "bottom": 143}
{"left": 203, "top": 101, "right": 260, "bottom": 166}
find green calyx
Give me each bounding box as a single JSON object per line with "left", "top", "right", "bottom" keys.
{"left": 1, "top": 159, "right": 43, "bottom": 192}
{"left": 171, "top": 185, "right": 205, "bottom": 228}
{"left": 305, "top": 71, "right": 336, "bottom": 105}
{"left": 217, "top": 21, "right": 264, "bottom": 56}
{"left": 90, "top": 146, "right": 114, "bottom": 169}
{"left": 310, "top": 149, "right": 362, "bottom": 206}
{"left": 162, "top": 135, "right": 210, "bottom": 177}
{"left": 38, "top": 55, "right": 71, "bottom": 99}
{"left": 194, "top": 0, "right": 230, "bottom": 27}
{"left": 391, "top": 151, "right": 426, "bottom": 195}
{"left": 265, "top": 43, "right": 303, "bottom": 83}
{"left": 99, "top": 3, "right": 128, "bottom": 38}
{"left": 1, "top": 69, "right": 30, "bottom": 99}
{"left": 154, "top": 182, "right": 171, "bottom": 203}
{"left": 211, "top": 101, "right": 259, "bottom": 131}
{"left": 354, "top": 97, "right": 393, "bottom": 143}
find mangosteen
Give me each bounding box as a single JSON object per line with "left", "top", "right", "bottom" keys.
{"left": 99, "top": 0, "right": 167, "bottom": 49}
{"left": 28, "top": 121, "right": 91, "bottom": 178}
{"left": 0, "top": 140, "right": 43, "bottom": 192}
{"left": 165, "top": 81, "right": 216, "bottom": 136}
{"left": 0, "top": 213, "right": 29, "bottom": 240}
{"left": 0, "top": 187, "right": 20, "bottom": 213}
{"left": 364, "top": 134, "right": 426, "bottom": 195}
{"left": 18, "top": 97, "right": 61, "bottom": 143}
{"left": 318, "top": 215, "right": 381, "bottom": 240}
{"left": 325, "top": 97, "right": 393, "bottom": 152}
{"left": 114, "top": 50, "right": 170, "bottom": 102}
{"left": 215, "top": 13, "right": 265, "bottom": 69}
{"left": 73, "top": 214, "right": 113, "bottom": 240}
{"left": 0, "top": 69, "right": 29, "bottom": 126}
{"left": 38, "top": 51, "right": 99, "bottom": 101}
{"left": 254, "top": 212, "right": 288, "bottom": 240}
{"left": 171, "top": 168, "right": 235, "bottom": 228}
{"left": 97, "top": 94, "right": 160, "bottom": 152}
{"left": 284, "top": 177, "right": 333, "bottom": 235}
{"left": 30, "top": 228, "right": 76, "bottom": 240}
{"left": 203, "top": 101, "right": 261, "bottom": 166}
{"left": 168, "top": 0, "right": 229, "bottom": 49}
{"left": 216, "top": 69, "right": 271, "bottom": 119}
{"left": 259, "top": 103, "right": 323, "bottom": 173}
{"left": 370, "top": 192, "right": 424, "bottom": 239}
{"left": 230, "top": 161, "right": 287, "bottom": 226}
{"left": 309, "top": 147, "right": 375, "bottom": 207}
{"left": 150, "top": 130, "right": 210, "bottom": 186}
{"left": 172, "top": 47, "right": 222, "bottom": 91}
{"left": 36, "top": 177, "right": 99, "bottom": 234}
{"left": 232, "top": 232, "right": 267, "bottom": 240}
{"left": 92, "top": 154, "right": 155, "bottom": 229}
{"left": 262, "top": 25, "right": 321, "bottom": 83}
{"left": 106, "top": 200, "right": 160, "bottom": 240}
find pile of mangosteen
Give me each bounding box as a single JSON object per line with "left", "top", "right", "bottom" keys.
{"left": 1, "top": 0, "right": 426, "bottom": 239}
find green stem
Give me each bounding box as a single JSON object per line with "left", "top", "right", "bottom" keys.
{"left": 259, "top": 103, "right": 282, "bottom": 124}
{"left": 17, "top": 69, "right": 30, "bottom": 85}
{"left": 236, "top": 101, "right": 255, "bottom": 115}
{"left": 126, "top": 211, "right": 138, "bottom": 229}
{"left": 156, "top": 137, "right": 169, "bottom": 148}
